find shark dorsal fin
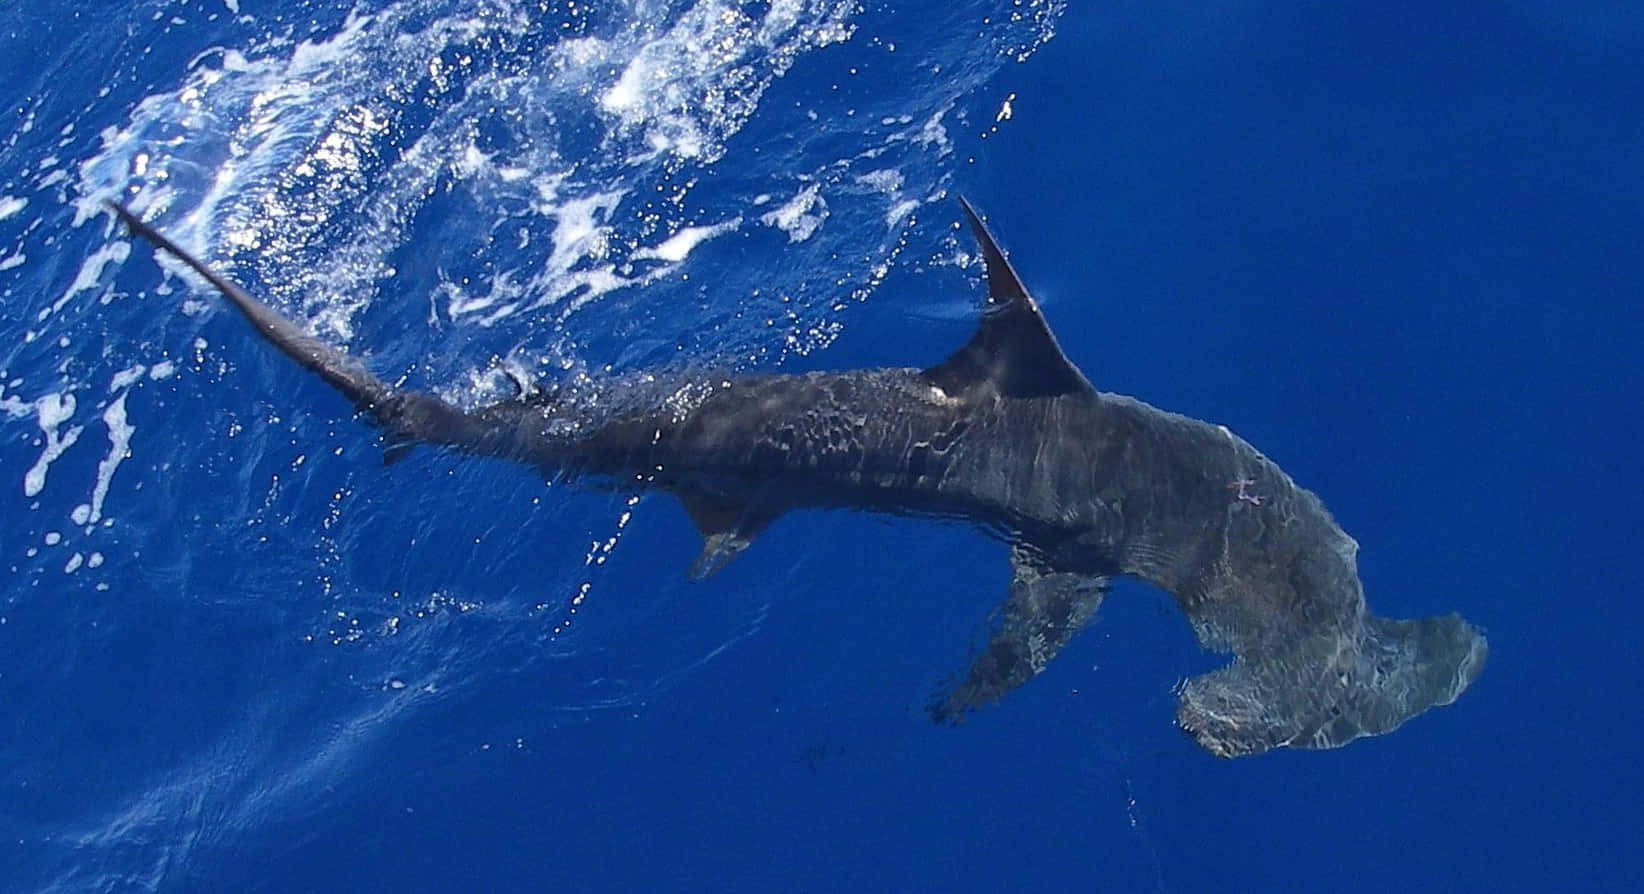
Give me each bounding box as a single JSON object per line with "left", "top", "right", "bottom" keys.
{"left": 921, "top": 198, "right": 1093, "bottom": 399}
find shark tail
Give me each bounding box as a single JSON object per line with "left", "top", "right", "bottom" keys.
{"left": 107, "top": 201, "right": 481, "bottom": 454}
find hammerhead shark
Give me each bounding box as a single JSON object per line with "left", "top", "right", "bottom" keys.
{"left": 107, "top": 198, "right": 1485, "bottom": 757}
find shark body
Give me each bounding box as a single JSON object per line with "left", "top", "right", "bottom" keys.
{"left": 109, "top": 199, "right": 1485, "bottom": 757}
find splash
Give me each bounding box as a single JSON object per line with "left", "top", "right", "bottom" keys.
{"left": 70, "top": 0, "right": 1063, "bottom": 380}
{"left": 75, "top": 0, "right": 862, "bottom": 347}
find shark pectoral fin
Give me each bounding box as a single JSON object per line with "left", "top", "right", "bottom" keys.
{"left": 1175, "top": 613, "right": 1489, "bottom": 758}
{"left": 931, "top": 545, "right": 1110, "bottom": 723}
{"left": 678, "top": 492, "right": 777, "bottom": 580}
{"left": 920, "top": 198, "right": 1095, "bottom": 400}
{"left": 382, "top": 434, "right": 416, "bottom": 465}
{"left": 690, "top": 530, "right": 755, "bottom": 580}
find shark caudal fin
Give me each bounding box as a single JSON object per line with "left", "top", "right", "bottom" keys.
{"left": 921, "top": 198, "right": 1094, "bottom": 400}
{"left": 107, "top": 201, "right": 479, "bottom": 454}
{"left": 1176, "top": 612, "right": 1488, "bottom": 758}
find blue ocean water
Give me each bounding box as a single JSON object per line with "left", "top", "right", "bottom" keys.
{"left": 3, "top": 0, "right": 1641, "bottom": 890}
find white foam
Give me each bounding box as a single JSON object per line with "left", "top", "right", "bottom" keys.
{"left": 69, "top": 0, "right": 1061, "bottom": 384}
{"left": 913, "top": 106, "right": 952, "bottom": 153}
{"left": 855, "top": 169, "right": 904, "bottom": 193}
{"left": 46, "top": 240, "right": 129, "bottom": 320}
{"left": 24, "top": 392, "right": 83, "bottom": 498}
{"left": 585, "top": 0, "right": 855, "bottom": 169}
{"left": 0, "top": 196, "right": 25, "bottom": 219}
{"left": 65, "top": 553, "right": 84, "bottom": 574}
{"left": 760, "top": 183, "right": 827, "bottom": 243}
{"left": 149, "top": 361, "right": 176, "bottom": 380}
{"left": 81, "top": 392, "right": 135, "bottom": 525}
{"left": 633, "top": 217, "right": 742, "bottom": 263}
{"left": 437, "top": 278, "right": 504, "bottom": 320}
{"left": 1, "top": 392, "right": 28, "bottom": 418}
{"left": 110, "top": 364, "right": 147, "bottom": 391}
{"left": 503, "top": 189, "right": 664, "bottom": 321}
{"left": 0, "top": 253, "right": 22, "bottom": 271}
{"left": 73, "top": 0, "right": 870, "bottom": 347}
{"left": 546, "top": 190, "right": 622, "bottom": 273}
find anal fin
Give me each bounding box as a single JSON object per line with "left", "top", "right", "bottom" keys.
{"left": 932, "top": 544, "right": 1109, "bottom": 722}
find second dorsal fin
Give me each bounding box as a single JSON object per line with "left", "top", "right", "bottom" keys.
{"left": 921, "top": 198, "right": 1093, "bottom": 399}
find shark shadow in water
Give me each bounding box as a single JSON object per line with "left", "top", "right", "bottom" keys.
{"left": 107, "top": 198, "right": 1486, "bottom": 757}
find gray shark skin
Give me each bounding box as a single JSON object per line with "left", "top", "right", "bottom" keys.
{"left": 107, "top": 198, "right": 1486, "bottom": 758}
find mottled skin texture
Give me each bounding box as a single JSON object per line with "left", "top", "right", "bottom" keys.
{"left": 108, "top": 199, "right": 1486, "bottom": 757}
{"left": 467, "top": 370, "right": 1485, "bottom": 755}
